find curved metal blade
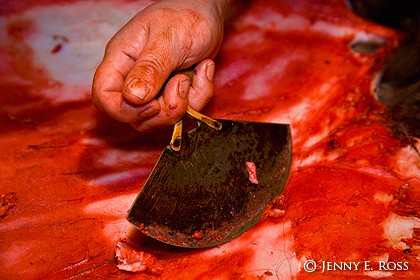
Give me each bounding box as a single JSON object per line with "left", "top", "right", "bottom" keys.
{"left": 127, "top": 119, "right": 292, "bottom": 248}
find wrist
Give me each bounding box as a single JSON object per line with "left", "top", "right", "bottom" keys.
{"left": 157, "top": 0, "right": 231, "bottom": 20}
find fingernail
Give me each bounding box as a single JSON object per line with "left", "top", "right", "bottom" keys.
{"left": 178, "top": 78, "right": 190, "bottom": 98}
{"left": 125, "top": 78, "right": 151, "bottom": 100}
{"left": 206, "top": 63, "right": 215, "bottom": 82}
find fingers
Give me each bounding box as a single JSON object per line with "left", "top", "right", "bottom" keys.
{"left": 130, "top": 74, "right": 190, "bottom": 132}
{"left": 188, "top": 59, "right": 215, "bottom": 111}
{"left": 92, "top": 63, "right": 161, "bottom": 124}
{"left": 129, "top": 60, "right": 215, "bottom": 132}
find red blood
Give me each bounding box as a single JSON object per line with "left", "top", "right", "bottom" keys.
{"left": 0, "top": 192, "right": 17, "bottom": 217}
{"left": 0, "top": 0, "right": 418, "bottom": 279}
{"left": 263, "top": 195, "right": 287, "bottom": 219}
{"left": 50, "top": 43, "right": 62, "bottom": 54}
{"left": 192, "top": 231, "right": 204, "bottom": 240}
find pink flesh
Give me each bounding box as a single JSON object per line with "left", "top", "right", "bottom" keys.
{"left": 0, "top": 0, "right": 419, "bottom": 279}
{"left": 246, "top": 162, "right": 259, "bottom": 184}
{"left": 116, "top": 239, "right": 163, "bottom": 275}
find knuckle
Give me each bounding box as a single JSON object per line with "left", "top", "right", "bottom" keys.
{"left": 204, "top": 89, "right": 214, "bottom": 103}
{"left": 120, "top": 41, "right": 142, "bottom": 60}
{"left": 91, "top": 85, "right": 104, "bottom": 108}
{"left": 144, "top": 58, "right": 161, "bottom": 75}
{"left": 105, "top": 23, "right": 148, "bottom": 58}
{"left": 137, "top": 55, "right": 168, "bottom": 78}
{"left": 106, "top": 38, "right": 142, "bottom": 61}
{"left": 91, "top": 92, "right": 101, "bottom": 108}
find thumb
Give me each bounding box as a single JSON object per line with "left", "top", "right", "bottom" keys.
{"left": 122, "top": 39, "right": 179, "bottom": 105}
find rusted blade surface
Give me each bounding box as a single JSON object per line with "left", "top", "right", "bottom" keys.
{"left": 127, "top": 119, "right": 291, "bottom": 248}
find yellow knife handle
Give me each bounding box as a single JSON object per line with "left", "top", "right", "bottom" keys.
{"left": 166, "top": 66, "right": 223, "bottom": 130}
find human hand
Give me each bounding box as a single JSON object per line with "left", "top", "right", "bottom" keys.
{"left": 92, "top": 0, "right": 229, "bottom": 132}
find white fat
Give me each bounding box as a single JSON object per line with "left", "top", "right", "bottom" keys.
{"left": 61, "top": 258, "right": 89, "bottom": 271}
{"left": 297, "top": 150, "right": 323, "bottom": 166}
{"left": 364, "top": 270, "right": 393, "bottom": 278}
{"left": 84, "top": 194, "right": 136, "bottom": 242}
{"left": 223, "top": 30, "right": 265, "bottom": 49}
{"left": 301, "top": 126, "right": 330, "bottom": 149}
{"left": 240, "top": 8, "right": 386, "bottom": 43}
{"left": 0, "top": 243, "right": 30, "bottom": 270}
{"left": 0, "top": 1, "right": 151, "bottom": 103}
{"left": 242, "top": 53, "right": 302, "bottom": 100}
{"left": 383, "top": 213, "right": 420, "bottom": 250}
{"left": 362, "top": 253, "right": 393, "bottom": 278}
{"left": 0, "top": 216, "right": 41, "bottom": 232}
{"left": 79, "top": 137, "right": 106, "bottom": 146}
{"left": 84, "top": 193, "right": 136, "bottom": 217}
{"left": 392, "top": 143, "right": 420, "bottom": 178}
{"left": 311, "top": 21, "right": 386, "bottom": 41}
{"left": 351, "top": 32, "right": 386, "bottom": 45}
{"left": 241, "top": 11, "right": 310, "bottom": 31}
{"left": 247, "top": 222, "right": 299, "bottom": 278}
{"left": 203, "top": 220, "right": 299, "bottom": 279}
{"left": 270, "top": 80, "right": 344, "bottom": 149}
{"left": 297, "top": 150, "right": 341, "bottom": 167}
{"left": 96, "top": 149, "right": 145, "bottom": 166}
{"left": 318, "top": 78, "right": 339, "bottom": 94}
{"left": 371, "top": 253, "right": 390, "bottom": 263}
{"left": 215, "top": 59, "right": 253, "bottom": 87}
{"left": 354, "top": 167, "right": 396, "bottom": 179}
{"left": 311, "top": 21, "right": 355, "bottom": 37}
{"left": 269, "top": 101, "right": 309, "bottom": 125}
{"left": 269, "top": 100, "right": 310, "bottom": 147}
{"left": 78, "top": 120, "right": 98, "bottom": 131}
{"left": 373, "top": 192, "right": 393, "bottom": 208}
{"left": 87, "top": 169, "right": 149, "bottom": 186}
